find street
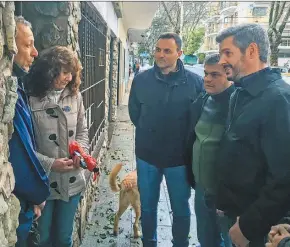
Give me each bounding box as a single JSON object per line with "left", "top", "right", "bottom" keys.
{"left": 184, "top": 64, "right": 204, "bottom": 77}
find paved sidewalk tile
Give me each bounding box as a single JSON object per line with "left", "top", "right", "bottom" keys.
{"left": 81, "top": 98, "right": 198, "bottom": 247}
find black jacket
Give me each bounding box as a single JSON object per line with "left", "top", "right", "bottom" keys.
{"left": 216, "top": 67, "right": 290, "bottom": 241}
{"left": 128, "top": 59, "right": 204, "bottom": 168}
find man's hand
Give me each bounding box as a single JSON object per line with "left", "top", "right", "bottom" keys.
{"left": 266, "top": 224, "right": 290, "bottom": 247}
{"left": 33, "top": 201, "right": 46, "bottom": 220}
{"left": 38, "top": 201, "right": 46, "bottom": 210}
{"left": 229, "top": 217, "right": 250, "bottom": 247}
{"left": 51, "top": 158, "right": 74, "bottom": 172}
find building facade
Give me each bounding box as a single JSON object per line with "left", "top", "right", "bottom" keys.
{"left": 199, "top": 1, "right": 290, "bottom": 67}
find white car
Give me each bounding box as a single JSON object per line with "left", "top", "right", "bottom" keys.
{"left": 139, "top": 64, "right": 152, "bottom": 72}
{"left": 282, "top": 74, "right": 290, "bottom": 85}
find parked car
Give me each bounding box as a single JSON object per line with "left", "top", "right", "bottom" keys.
{"left": 282, "top": 73, "right": 290, "bottom": 85}
{"left": 272, "top": 66, "right": 288, "bottom": 73}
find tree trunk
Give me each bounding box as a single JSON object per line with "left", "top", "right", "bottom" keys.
{"left": 270, "top": 44, "right": 279, "bottom": 66}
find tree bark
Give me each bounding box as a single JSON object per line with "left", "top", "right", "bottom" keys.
{"left": 268, "top": 2, "right": 290, "bottom": 66}
{"left": 270, "top": 45, "right": 279, "bottom": 66}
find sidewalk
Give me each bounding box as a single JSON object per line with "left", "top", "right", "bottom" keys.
{"left": 80, "top": 93, "right": 198, "bottom": 247}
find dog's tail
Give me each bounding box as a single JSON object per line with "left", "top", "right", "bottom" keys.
{"left": 109, "top": 163, "right": 122, "bottom": 192}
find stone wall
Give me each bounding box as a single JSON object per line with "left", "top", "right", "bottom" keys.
{"left": 0, "top": 2, "right": 21, "bottom": 247}
{"left": 110, "top": 38, "right": 119, "bottom": 123}
{"left": 21, "top": 2, "right": 81, "bottom": 57}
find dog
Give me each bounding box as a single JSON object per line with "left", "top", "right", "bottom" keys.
{"left": 109, "top": 163, "right": 141, "bottom": 238}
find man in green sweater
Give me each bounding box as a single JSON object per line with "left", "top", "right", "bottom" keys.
{"left": 187, "top": 54, "right": 234, "bottom": 247}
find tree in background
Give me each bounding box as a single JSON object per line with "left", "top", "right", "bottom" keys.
{"left": 268, "top": 1, "right": 290, "bottom": 66}
{"left": 137, "top": 1, "right": 208, "bottom": 61}
{"left": 197, "top": 53, "right": 206, "bottom": 64}
{"left": 183, "top": 27, "right": 205, "bottom": 55}
{"left": 161, "top": 1, "right": 207, "bottom": 36}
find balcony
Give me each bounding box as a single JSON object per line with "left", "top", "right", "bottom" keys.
{"left": 279, "top": 39, "right": 290, "bottom": 50}
{"left": 113, "top": 2, "right": 158, "bottom": 43}
{"left": 206, "top": 15, "right": 220, "bottom": 23}
{"left": 220, "top": 6, "right": 238, "bottom": 17}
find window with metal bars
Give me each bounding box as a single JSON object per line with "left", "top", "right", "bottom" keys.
{"left": 78, "top": 1, "right": 107, "bottom": 153}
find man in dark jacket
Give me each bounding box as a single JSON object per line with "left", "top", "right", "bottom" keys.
{"left": 10, "top": 16, "right": 50, "bottom": 247}
{"left": 216, "top": 23, "right": 290, "bottom": 247}
{"left": 128, "top": 32, "right": 203, "bottom": 247}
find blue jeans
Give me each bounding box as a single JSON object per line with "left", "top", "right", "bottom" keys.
{"left": 37, "top": 193, "right": 81, "bottom": 247}
{"left": 136, "top": 158, "right": 191, "bottom": 247}
{"left": 194, "top": 183, "right": 232, "bottom": 247}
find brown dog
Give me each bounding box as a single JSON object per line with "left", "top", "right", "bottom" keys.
{"left": 109, "top": 163, "right": 141, "bottom": 238}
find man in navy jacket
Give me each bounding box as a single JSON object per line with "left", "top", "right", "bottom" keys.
{"left": 9, "top": 16, "right": 50, "bottom": 247}
{"left": 129, "top": 32, "right": 203, "bottom": 247}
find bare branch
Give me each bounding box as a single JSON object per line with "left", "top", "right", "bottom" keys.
{"left": 273, "top": 2, "right": 282, "bottom": 28}
{"left": 279, "top": 5, "right": 290, "bottom": 33}
{"left": 269, "top": 1, "right": 274, "bottom": 24}
{"left": 273, "top": 1, "right": 280, "bottom": 21}
{"left": 278, "top": 2, "right": 286, "bottom": 22}
{"left": 161, "top": 1, "right": 175, "bottom": 28}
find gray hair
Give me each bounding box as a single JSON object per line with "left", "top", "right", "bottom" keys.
{"left": 15, "top": 16, "right": 32, "bottom": 33}
{"left": 204, "top": 53, "right": 220, "bottom": 65}
{"left": 216, "top": 23, "right": 269, "bottom": 63}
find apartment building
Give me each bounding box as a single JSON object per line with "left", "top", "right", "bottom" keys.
{"left": 199, "top": 1, "right": 290, "bottom": 67}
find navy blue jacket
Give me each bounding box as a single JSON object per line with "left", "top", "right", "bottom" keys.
{"left": 128, "top": 59, "right": 204, "bottom": 168}
{"left": 9, "top": 63, "right": 50, "bottom": 241}
{"left": 216, "top": 68, "right": 290, "bottom": 241}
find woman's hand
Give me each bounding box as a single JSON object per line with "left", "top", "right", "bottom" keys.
{"left": 51, "top": 158, "right": 74, "bottom": 172}
{"left": 72, "top": 155, "right": 81, "bottom": 169}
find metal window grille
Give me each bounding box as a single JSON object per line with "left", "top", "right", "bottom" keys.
{"left": 79, "top": 2, "right": 107, "bottom": 153}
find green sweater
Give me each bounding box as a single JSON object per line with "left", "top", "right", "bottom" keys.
{"left": 192, "top": 85, "right": 234, "bottom": 193}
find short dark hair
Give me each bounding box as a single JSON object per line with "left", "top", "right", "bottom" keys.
{"left": 25, "top": 46, "right": 82, "bottom": 98}
{"left": 216, "top": 23, "right": 269, "bottom": 63}
{"left": 157, "top": 32, "right": 182, "bottom": 50}
{"left": 204, "top": 53, "right": 220, "bottom": 65}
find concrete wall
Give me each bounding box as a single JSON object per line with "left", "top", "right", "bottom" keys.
{"left": 93, "top": 1, "right": 129, "bottom": 105}
{"left": 92, "top": 2, "right": 118, "bottom": 37}
{"left": 0, "top": 2, "right": 21, "bottom": 246}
